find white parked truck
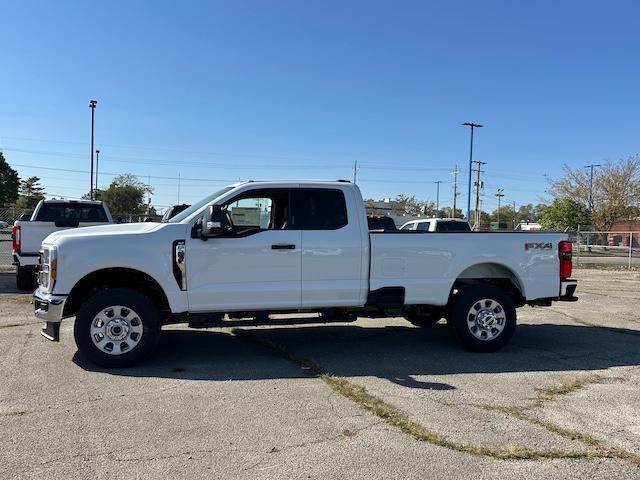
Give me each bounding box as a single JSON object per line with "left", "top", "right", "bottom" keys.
{"left": 400, "top": 218, "right": 471, "bottom": 232}
{"left": 34, "top": 180, "right": 577, "bottom": 367}
{"left": 13, "top": 199, "right": 112, "bottom": 290}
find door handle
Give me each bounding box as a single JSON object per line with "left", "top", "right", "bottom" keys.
{"left": 271, "top": 244, "right": 296, "bottom": 250}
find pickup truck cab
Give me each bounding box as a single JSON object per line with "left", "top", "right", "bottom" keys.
{"left": 400, "top": 218, "right": 471, "bottom": 232}
{"left": 34, "top": 180, "right": 577, "bottom": 367}
{"left": 13, "top": 199, "right": 112, "bottom": 290}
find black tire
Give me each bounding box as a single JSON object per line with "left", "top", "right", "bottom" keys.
{"left": 74, "top": 288, "right": 162, "bottom": 368}
{"left": 449, "top": 285, "right": 516, "bottom": 352}
{"left": 16, "top": 266, "right": 35, "bottom": 291}
{"left": 404, "top": 309, "right": 440, "bottom": 328}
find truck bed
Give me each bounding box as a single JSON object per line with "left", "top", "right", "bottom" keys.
{"left": 369, "top": 232, "right": 566, "bottom": 306}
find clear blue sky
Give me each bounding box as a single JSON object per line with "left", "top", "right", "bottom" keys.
{"left": 1, "top": 1, "right": 639, "bottom": 214}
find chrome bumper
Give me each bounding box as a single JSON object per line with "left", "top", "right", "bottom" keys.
{"left": 34, "top": 289, "right": 67, "bottom": 323}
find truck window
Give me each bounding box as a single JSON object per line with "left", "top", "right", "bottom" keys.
{"left": 436, "top": 221, "right": 471, "bottom": 232}
{"left": 416, "top": 222, "right": 430, "bottom": 231}
{"left": 400, "top": 223, "right": 414, "bottom": 231}
{"left": 291, "top": 189, "right": 348, "bottom": 230}
{"left": 36, "top": 203, "right": 108, "bottom": 222}
{"left": 224, "top": 189, "right": 290, "bottom": 230}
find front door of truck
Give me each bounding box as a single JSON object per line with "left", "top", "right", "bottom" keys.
{"left": 186, "top": 188, "right": 302, "bottom": 312}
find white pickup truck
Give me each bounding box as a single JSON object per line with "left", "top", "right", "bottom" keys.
{"left": 12, "top": 199, "right": 112, "bottom": 290}
{"left": 34, "top": 180, "right": 577, "bottom": 367}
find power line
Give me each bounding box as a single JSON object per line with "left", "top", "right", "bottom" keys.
{"left": 0, "top": 146, "right": 452, "bottom": 172}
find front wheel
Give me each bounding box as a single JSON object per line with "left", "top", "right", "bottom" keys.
{"left": 74, "top": 288, "right": 161, "bottom": 368}
{"left": 449, "top": 285, "right": 516, "bottom": 352}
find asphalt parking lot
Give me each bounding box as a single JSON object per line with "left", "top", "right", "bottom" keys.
{"left": 1, "top": 269, "right": 639, "bottom": 479}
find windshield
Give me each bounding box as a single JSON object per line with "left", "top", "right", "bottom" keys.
{"left": 166, "top": 187, "right": 234, "bottom": 223}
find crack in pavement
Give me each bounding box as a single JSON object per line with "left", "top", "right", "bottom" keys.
{"left": 547, "top": 307, "right": 640, "bottom": 337}
{"left": 231, "top": 327, "right": 610, "bottom": 463}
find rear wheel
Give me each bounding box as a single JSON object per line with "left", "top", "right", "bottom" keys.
{"left": 449, "top": 285, "right": 516, "bottom": 352}
{"left": 74, "top": 288, "right": 161, "bottom": 368}
{"left": 16, "top": 266, "right": 35, "bottom": 291}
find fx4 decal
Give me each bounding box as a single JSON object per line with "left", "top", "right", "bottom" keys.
{"left": 525, "top": 242, "right": 553, "bottom": 251}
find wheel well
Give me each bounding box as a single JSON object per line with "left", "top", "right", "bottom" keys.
{"left": 454, "top": 263, "right": 525, "bottom": 306}
{"left": 64, "top": 268, "right": 171, "bottom": 319}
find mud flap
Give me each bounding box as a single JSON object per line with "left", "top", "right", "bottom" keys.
{"left": 41, "top": 322, "right": 60, "bottom": 342}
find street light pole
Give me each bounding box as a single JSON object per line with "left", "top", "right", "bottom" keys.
{"left": 434, "top": 180, "right": 442, "bottom": 215}
{"left": 89, "top": 100, "right": 97, "bottom": 199}
{"left": 462, "top": 122, "right": 483, "bottom": 222}
{"left": 584, "top": 164, "right": 601, "bottom": 213}
{"left": 95, "top": 149, "right": 100, "bottom": 192}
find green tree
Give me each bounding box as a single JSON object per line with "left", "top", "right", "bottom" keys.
{"left": 489, "top": 204, "right": 516, "bottom": 226}
{"left": 0, "top": 152, "right": 20, "bottom": 206}
{"left": 548, "top": 155, "right": 640, "bottom": 230}
{"left": 100, "top": 174, "right": 149, "bottom": 214}
{"left": 392, "top": 194, "right": 435, "bottom": 216}
{"left": 439, "top": 207, "right": 464, "bottom": 219}
{"left": 540, "top": 198, "right": 591, "bottom": 232}
{"left": 15, "top": 176, "right": 45, "bottom": 210}
{"left": 517, "top": 203, "right": 547, "bottom": 223}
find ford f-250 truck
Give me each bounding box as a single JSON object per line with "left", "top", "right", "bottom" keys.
{"left": 13, "top": 199, "right": 112, "bottom": 290}
{"left": 34, "top": 180, "right": 577, "bottom": 367}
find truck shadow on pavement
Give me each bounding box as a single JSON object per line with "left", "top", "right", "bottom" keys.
{"left": 74, "top": 320, "right": 640, "bottom": 390}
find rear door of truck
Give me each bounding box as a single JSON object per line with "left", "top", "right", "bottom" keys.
{"left": 296, "top": 185, "right": 367, "bottom": 308}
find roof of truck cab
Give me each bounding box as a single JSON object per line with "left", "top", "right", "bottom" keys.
{"left": 41, "top": 198, "right": 105, "bottom": 204}
{"left": 403, "top": 218, "right": 469, "bottom": 223}
{"left": 226, "top": 179, "right": 355, "bottom": 188}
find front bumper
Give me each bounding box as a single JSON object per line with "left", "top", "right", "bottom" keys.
{"left": 34, "top": 289, "right": 67, "bottom": 341}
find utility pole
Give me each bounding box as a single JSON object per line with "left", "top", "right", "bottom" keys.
{"left": 584, "top": 164, "right": 601, "bottom": 213}
{"left": 177, "top": 172, "right": 181, "bottom": 204}
{"left": 89, "top": 100, "right": 97, "bottom": 199}
{"left": 472, "top": 160, "right": 486, "bottom": 230}
{"left": 352, "top": 160, "right": 359, "bottom": 184}
{"left": 434, "top": 180, "right": 442, "bottom": 215}
{"left": 495, "top": 188, "right": 505, "bottom": 226}
{"left": 451, "top": 165, "right": 460, "bottom": 218}
{"left": 462, "top": 122, "right": 483, "bottom": 222}
{"left": 146, "top": 175, "right": 152, "bottom": 215}
{"left": 512, "top": 200, "right": 516, "bottom": 229}
{"left": 95, "top": 149, "right": 100, "bottom": 192}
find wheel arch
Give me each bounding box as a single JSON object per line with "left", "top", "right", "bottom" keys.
{"left": 63, "top": 268, "right": 171, "bottom": 320}
{"left": 452, "top": 262, "right": 525, "bottom": 306}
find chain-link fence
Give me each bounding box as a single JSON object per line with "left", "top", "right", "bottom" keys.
{"left": 575, "top": 230, "right": 640, "bottom": 269}
{"left": 0, "top": 208, "right": 23, "bottom": 269}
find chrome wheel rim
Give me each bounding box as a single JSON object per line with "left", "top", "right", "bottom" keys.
{"left": 467, "top": 298, "right": 506, "bottom": 341}
{"left": 90, "top": 305, "right": 143, "bottom": 355}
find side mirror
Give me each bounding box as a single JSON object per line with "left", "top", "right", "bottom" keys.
{"left": 200, "top": 205, "right": 224, "bottom": 240}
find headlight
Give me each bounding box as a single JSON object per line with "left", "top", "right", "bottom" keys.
{"left": 39, "top": 246, "right": 57, "bottom": 290}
